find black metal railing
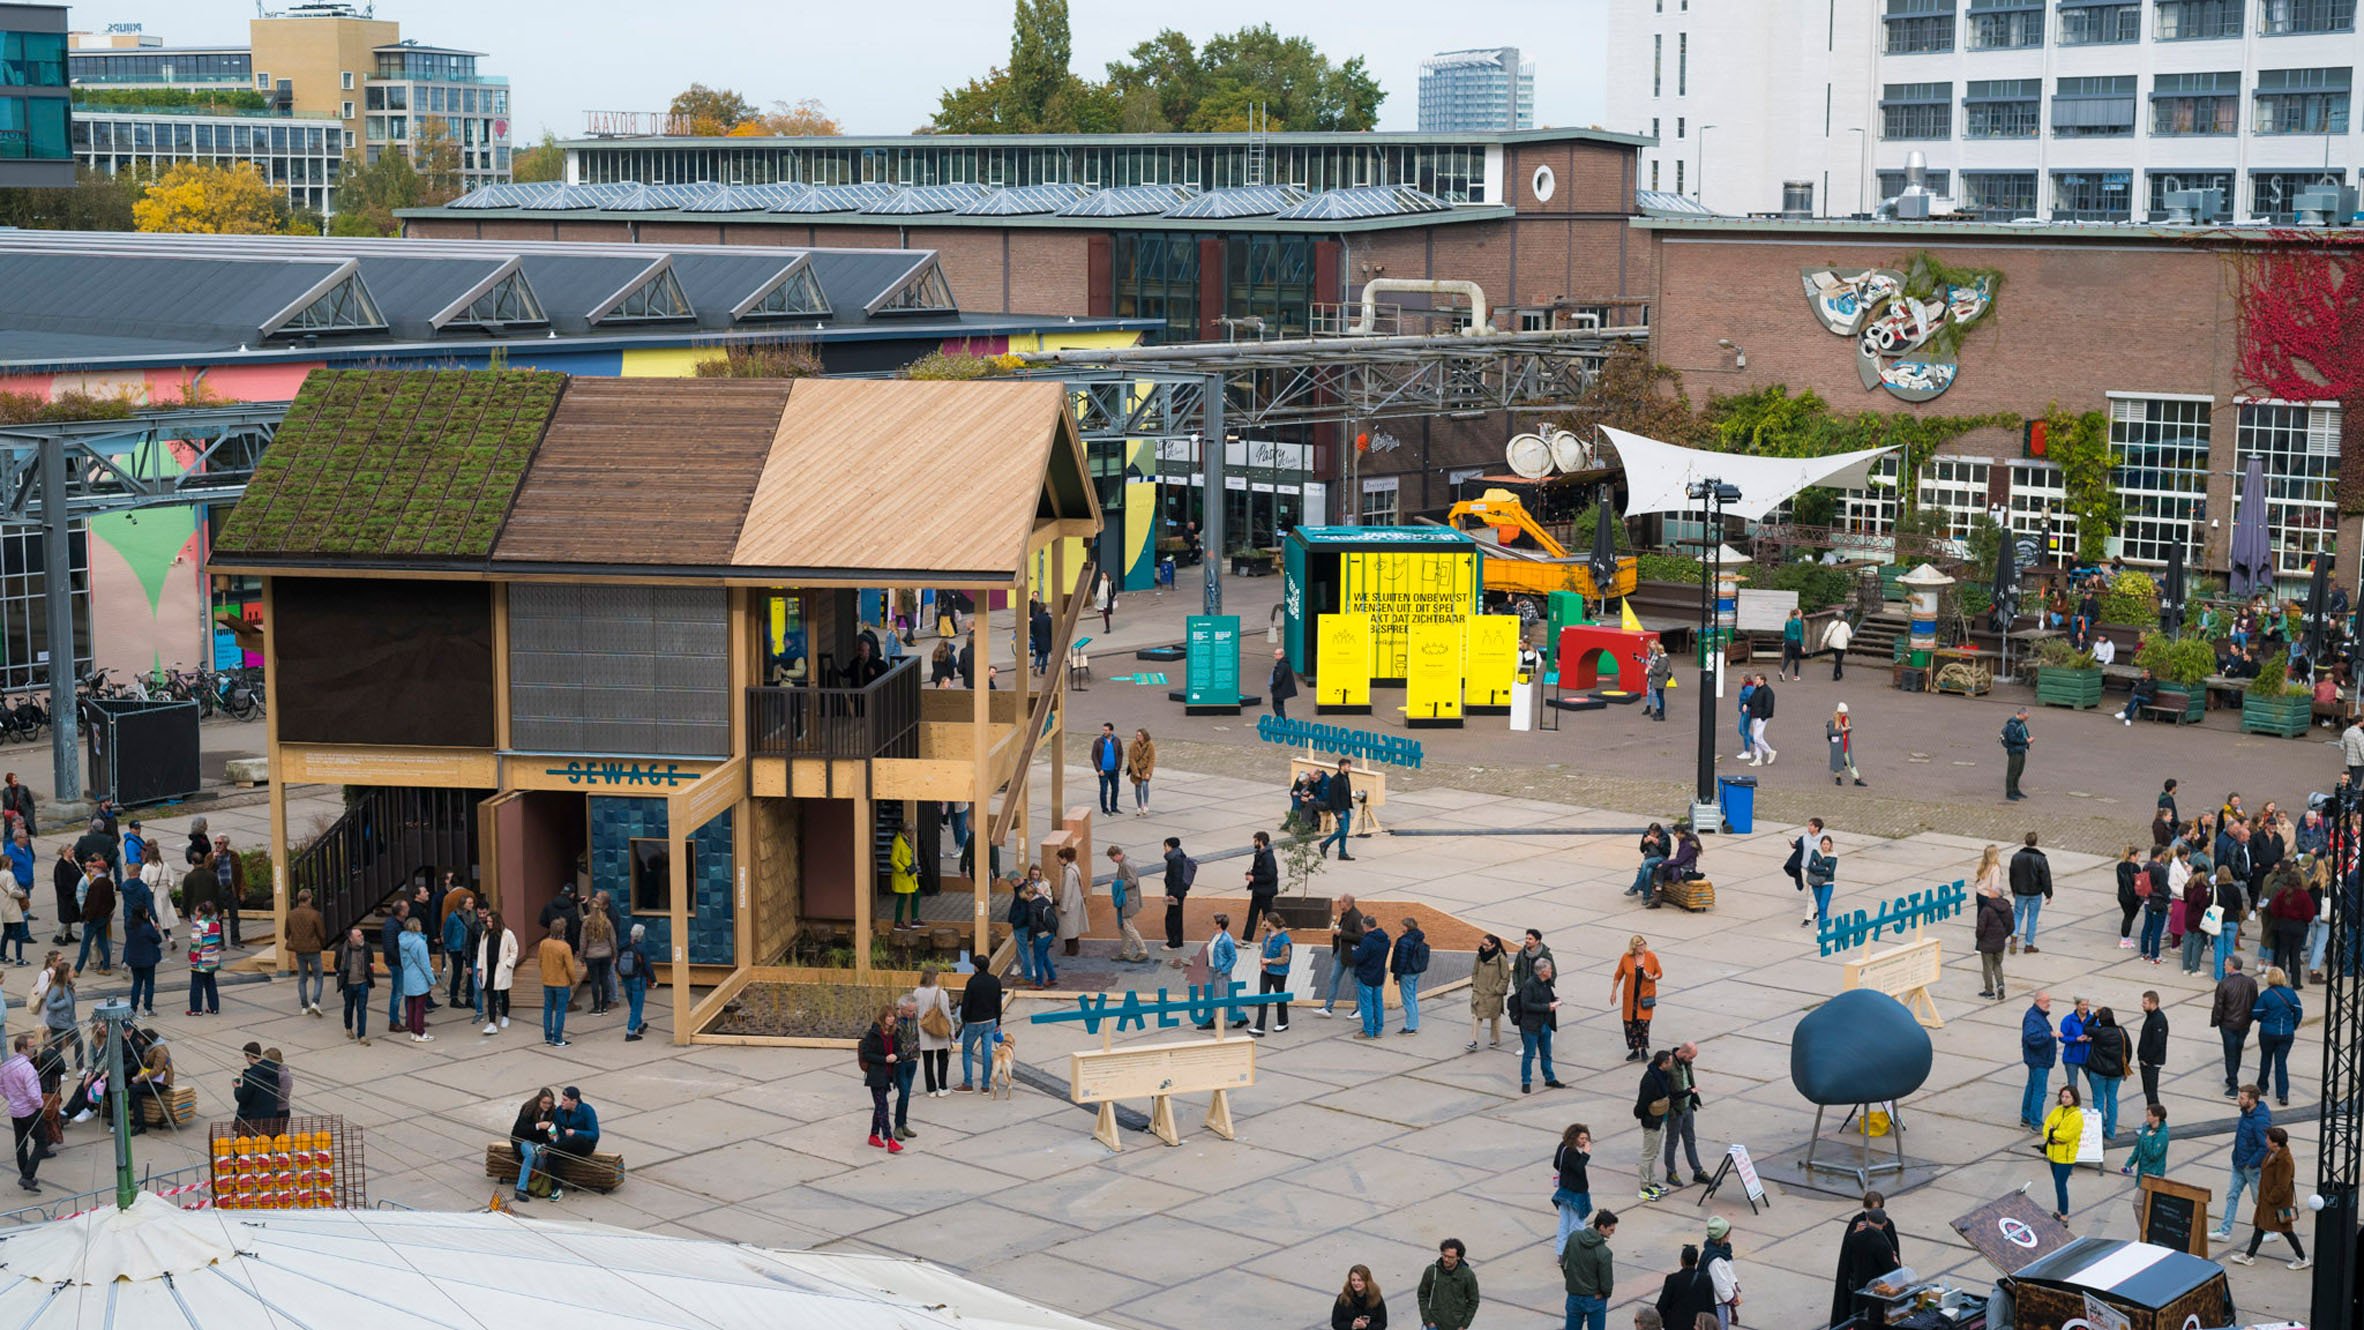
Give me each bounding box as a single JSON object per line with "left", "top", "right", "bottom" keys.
{"left": 747, "top": 655, "right": 921, "bottom": 762}
{"left": 294, "top": 786, "right": 486, "bottom": 945}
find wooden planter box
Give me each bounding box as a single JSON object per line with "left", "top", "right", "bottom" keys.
{"left": 2240, "top": 691, "right": 2313, "bottom": 738}
{"left": 2149, "top": 688, "right": 2207, "bottom": 725}
{"left": 2034, "top": 666, "right": 2103, "bottom": 710}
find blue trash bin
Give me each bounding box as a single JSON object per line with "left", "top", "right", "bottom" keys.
{"left": 1718, "top": 775, "right": 1758, "bottom": 835}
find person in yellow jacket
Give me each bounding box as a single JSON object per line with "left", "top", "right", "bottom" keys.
{"left": 2040, "top": 1084, "right": 2084, "bottom": 1223}
{"left": 889, "top": 828, "right": 920, "bottom": 925}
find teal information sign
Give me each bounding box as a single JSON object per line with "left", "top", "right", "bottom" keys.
{"left": 1185, "top": 615, "right": 1241, "bottom": 707}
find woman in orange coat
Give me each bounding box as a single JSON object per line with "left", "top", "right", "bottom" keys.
{"left": 1611, "top": 934, "right": 1663, "bottom": 1063}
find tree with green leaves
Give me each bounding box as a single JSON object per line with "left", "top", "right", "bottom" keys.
{"left": 0, "top": 165, "right": 147, "bottom": 231}
{"left": 1104, "top": 25, "right": 1382, "bottom": 131}
{"left": 329, "top": 146, "right": 423, "bottom": 236}
{"left": 510, "top": 130, "right": 565, "bottom": 183}
{"left": 929, "top": 0, "right": 1120, "bottom": 132}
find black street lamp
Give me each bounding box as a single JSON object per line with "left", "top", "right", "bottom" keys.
{"left": 1689, "top": 479, "right": 1742, "bottom": 822}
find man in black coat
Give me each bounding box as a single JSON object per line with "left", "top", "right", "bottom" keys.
{"left": 1655, "top": 1246, "right": 1718, "bottom": 1330}
{"left": 1636, "top": 1050, "right": 1674, "bottom": 1199}
{"left": 1268, "top": 648, "right": 1298, "bottom": 721}
{"left": 1319, "top": 759, "right": 1356, "bottom": 862}
{"left": 1244, "top": 831, "right": 1278, "bottom": 936}
{"left": 2008, "top": 833, "right": 2053, "bottom": 954}
{"left": 1160, "top": 837, "right": 1191, "bottom": 951}
{"left": 1830, "top": 1195, "right": 1902, "bottom": 1328}
{"left": 2137, "top": 989, "right": 2170, "bottom": 1109}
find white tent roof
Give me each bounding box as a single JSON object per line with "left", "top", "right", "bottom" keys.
{"left": 0, "top": 1194, "right": 1115, "bottom": 1329}
{"left": 1598, "top": 426, "right": 1899, "bottom": 524}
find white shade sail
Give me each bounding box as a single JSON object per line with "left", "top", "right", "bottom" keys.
{"left": 1598, "top": 426, "right": 1901, "bottom": 523}
{"left": 0, "top": 1195, "right": 1116, "bottom": 1330}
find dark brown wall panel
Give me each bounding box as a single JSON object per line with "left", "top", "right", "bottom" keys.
{"left": 274, "top": 577, "right": 494, "bottom": 748}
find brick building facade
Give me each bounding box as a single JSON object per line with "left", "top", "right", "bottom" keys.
{"left": 1639, "top": 217, "right": 2362, "bottom": 591}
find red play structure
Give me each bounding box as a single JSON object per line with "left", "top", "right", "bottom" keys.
{"left": 1557, "top": 624, "right": 1662, "bottom": 690}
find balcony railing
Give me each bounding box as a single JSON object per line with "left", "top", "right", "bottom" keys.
{"left": 748, "top": 656, "right": 921, "bottom": 762}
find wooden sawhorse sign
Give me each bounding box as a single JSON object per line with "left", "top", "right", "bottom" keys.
{"left": 1033, "top": 984, "right": 1290, "bottom": 1152}
{"left": 1843, "top": 936, "right": 1943, "bottom": 1029}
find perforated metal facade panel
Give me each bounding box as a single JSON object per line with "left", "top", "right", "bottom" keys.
{"left": 508, "top": 584, "right": 730, "bottom": 757}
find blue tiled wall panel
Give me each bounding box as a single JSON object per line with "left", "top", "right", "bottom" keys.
{"left": 589, "top": 795, "right": 733, "bottom": 965}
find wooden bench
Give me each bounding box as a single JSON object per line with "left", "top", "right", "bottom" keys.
{"left": 136, "top": 1084, "right": 195, "bottom": 1127}
{"left": 1658, "top": 877, "right": 1716, "bottom": 913}
{"left": 483, "top": 1141, "right": 626, "bottom": 1193}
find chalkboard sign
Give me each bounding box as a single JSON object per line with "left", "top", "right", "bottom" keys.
{"left": 2139, "top": 1176, "right": 2212, "bottom": 1258}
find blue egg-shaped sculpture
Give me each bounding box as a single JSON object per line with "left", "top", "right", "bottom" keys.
{"left": 1790, "top": 989, "right": 1935, "bottom": 1106}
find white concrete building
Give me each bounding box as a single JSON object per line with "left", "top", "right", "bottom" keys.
{"left": 1606, "top": 0, "right": 2360, "bottom": 220}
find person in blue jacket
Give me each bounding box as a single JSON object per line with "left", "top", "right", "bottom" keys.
{"left": 1194, "top": 914, "right": 1248, "bottom": 1031}
{"left": 396, "top": 917, "right": 435, "bottom": 1043}
{"left": 2020, "top": 991, "right": 2058, "bottom": 1131}
{"left": 441, "top": 899, "right": 477, "bottom": 1011}
{"left": 1351, "top": 915, "right": 1391, "bottom": 1041}
{"left": 2250, "top": 968, "right": 2303, "bottom": 1107}
{"left": 2212, "top": 1084, "right": 2273, "bottom": 1244}
{"left": 549, "top": 1085, "right": 601, "bottom": 1196}
{"left": 1390, "top": 916, "right": 1431, "bottom": 1035}
{"left": 2057, "top": 996, "right": 2093, "bottom": 1100}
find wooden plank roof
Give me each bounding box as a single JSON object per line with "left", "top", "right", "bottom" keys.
{"left": 490, "top": 377, "right": 797, "bottom": 567}
{"left": 729, "top": 378, "right": 1093, "bottom": 581}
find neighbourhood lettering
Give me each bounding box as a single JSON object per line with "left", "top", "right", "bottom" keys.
{"left": 1254, "top": 715, "right": 1424, "bottom": 769}
{"left": 1029, "top": 984, "right": 1294, "bottom": 1035}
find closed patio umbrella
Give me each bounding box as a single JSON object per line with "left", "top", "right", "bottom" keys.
{"left": 1989, "top": 520, "right": 2019, "bottom": 634}
{"left": 2229, "top": 455, "right": 2274, "bottom": 600}
{"left": 2159, "top": 534, "right": 2188, "bottom": 639}
{"left": 2302, "top": 553, "right": 2331, "bottom": 667}
{"left": 1588, "top": 482, "right": 1621, "bottom": 592}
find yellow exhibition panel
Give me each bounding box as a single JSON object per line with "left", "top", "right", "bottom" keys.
{"left": 1342, "top": 550, "right": 1478, "bottom": 680}
{"left": 1465, "top": 614, "right": 1520, "bottom": 709}
{"left": 1317, "top": 612, "right": 1372, "bottom": 710}
{"left": 1405, "top": 619, "right": 1464, "bottom": 722}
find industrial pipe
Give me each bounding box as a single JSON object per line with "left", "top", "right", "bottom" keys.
{"left": 1010, "top": 326, "right": 1637, "bottom": 367}
{"left": 1349, "top": 277, "right": 1496, "bottom": 336}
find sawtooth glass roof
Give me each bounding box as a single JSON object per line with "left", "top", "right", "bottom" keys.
{"left": 0, "top": 232, "right": 1048, "bottom": 364}
{"left": 439, "top": 178, "right": 1473, "bottom": 225}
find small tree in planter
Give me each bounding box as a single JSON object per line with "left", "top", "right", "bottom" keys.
{"left": 2132, "top": 633, "right": 2214, "bottom": 722}
{"left": 2031, "top": 636, "right": 2103, "bottom": 709}
{"left": 1269, "top": 825, "right": 1334, "bottom": 931}
{"left": 2241, "top": 648, "right": 2313, "bottom": 737}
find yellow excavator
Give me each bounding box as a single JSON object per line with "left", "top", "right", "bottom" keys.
{"left": 1438, "top": 488, "right": 1638, "bottom": 614}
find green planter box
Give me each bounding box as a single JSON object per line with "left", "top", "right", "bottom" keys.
{"left": 2240, "top": 692, "right": 2313, "bottom": 738}
{"left": 2034, "top": 666, "right": 2103, "bottom": 710}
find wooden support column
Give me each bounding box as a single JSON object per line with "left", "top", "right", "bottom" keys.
{"left": 262, "top": 577, "right": 290, "bottom": 975}
{"left": 853, "top": 792, "right": 874, "bottom": 976}
{"left": 1013, "top": 571, "right": 1031, "bottom": 874}
{"left": 1048, "top": 541, "right": 1066, "bottom": 829}
{"left": 972, "top": 605, "right": 993, "bottom": 960}
{"left": 667, "top": 802, "right": 691, "bottom": 1045}
{"left": 728, "top": 588, "right": 752, "bottom": 970}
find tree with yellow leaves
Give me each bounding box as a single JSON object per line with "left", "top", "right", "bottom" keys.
{"left": 131, "top": 161, "right": 287, "bottom": 234}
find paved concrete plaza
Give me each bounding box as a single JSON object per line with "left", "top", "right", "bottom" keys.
{"left": 18, "top": 754, "right": 2320, "bottom": 1329}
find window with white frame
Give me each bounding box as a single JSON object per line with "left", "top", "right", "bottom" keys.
{"left": 2107, "top": 397, "right": 2212, "bottom": 567}
{"left": 1359, "top": 477, "right": 1400, "bottom": 525}
{"left": 1838, "top": 456, "right": 1901, "bottom": 536}
{"left": 2235, "top": 401, "right": 2341, "bottom": 581}
{"left": 2009, "top": 461, "right": 2075, "bottom": 558}
{"left": 1917, "top": 456, "right": 1993, "bottom": 539}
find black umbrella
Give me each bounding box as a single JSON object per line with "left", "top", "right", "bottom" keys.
{"left": 2160, "top": 535, "right": 2188, "bottom": 639}
{"left": 1588, "top": 483, "right": 1620, "bottom": 596}
{"left": 2303, "top": 554, "right": 2331, "bottom": 667}
{"left": 1989, "top": 522, "right": 2019, "bottom": 634}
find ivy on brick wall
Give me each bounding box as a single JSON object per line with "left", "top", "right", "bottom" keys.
{"left": 2043, "top": 403, "right": 2118, "bottom": 553}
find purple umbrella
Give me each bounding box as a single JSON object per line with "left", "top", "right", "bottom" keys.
{"left": 2228, "top": 455, "right": 2273, "bottom": 600}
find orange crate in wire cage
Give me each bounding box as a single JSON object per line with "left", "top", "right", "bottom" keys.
{"left": 207, "top": 1115, "right": 366, "bottom": 1210}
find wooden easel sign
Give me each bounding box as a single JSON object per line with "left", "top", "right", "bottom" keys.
{"left": 1032, "top": 984, "right": 1292, "bottom": 1152}
{"left": 1695, "top": 1142, "right": 1770, "bottom": 1215}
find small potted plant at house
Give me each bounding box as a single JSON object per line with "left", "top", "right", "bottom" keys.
{"left": 2240, "top": 648, "right": 2313, "bottom": 738}
{"left": 2031, "top": 636, "right": 2103, "bottom": 710}
{"left": 2131, "top": 633, "right": 2213, "bottom": 724}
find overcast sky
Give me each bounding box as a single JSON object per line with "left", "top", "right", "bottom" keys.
{"left": 77, "top": 0, "right": 1617, "bottom": 138}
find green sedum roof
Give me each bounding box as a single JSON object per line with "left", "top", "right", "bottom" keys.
{"left": 218, "top": 369, "right": 566, "bottom": 560}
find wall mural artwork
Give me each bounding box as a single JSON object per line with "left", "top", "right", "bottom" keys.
{"left": 1801, "top": 258, "right": 1998, "bottom": 403}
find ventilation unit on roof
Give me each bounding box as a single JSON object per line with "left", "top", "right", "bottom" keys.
{"left": 2295, "top": 186, "right": 2359, "bottom": 227}
{"left": 2163, "top": 189, "right": 2223, "bottom": 225}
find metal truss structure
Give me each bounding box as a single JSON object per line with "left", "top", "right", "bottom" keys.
{"left": 2316, "top": 788, "right": 2361, "bottom": 1325}
{"left": 1016, "top": 327, "right": 1647, "bottom": 442}
{"left": 0, "top": 405, "right": 288, "bottom": 804}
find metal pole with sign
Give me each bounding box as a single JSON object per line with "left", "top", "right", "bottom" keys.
{"left": 1201, "top": 373, "right": 1225, "bottom": 618}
